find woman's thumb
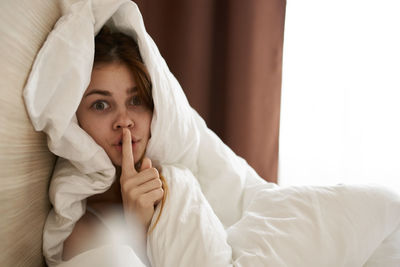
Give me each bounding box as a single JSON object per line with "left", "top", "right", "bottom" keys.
{"left": 140, "top": 157, "right": 152, "bottom": 171}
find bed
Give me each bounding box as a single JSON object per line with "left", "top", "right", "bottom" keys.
{"left": 2, "top": 1, "right": 400, "bottom": 267}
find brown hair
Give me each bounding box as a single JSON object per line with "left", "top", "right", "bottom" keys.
{"left": 94, "top": 26, "right": 153, "bottom": 110}
{"left": 94, "top": 26, "right": 167, "bottom": 234}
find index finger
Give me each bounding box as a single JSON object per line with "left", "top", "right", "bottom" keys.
{"left": 122, "top": 128, "right": 137, "bottom": 176}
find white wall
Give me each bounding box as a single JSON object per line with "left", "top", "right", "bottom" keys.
{"left": 279, "top": 0, "right": 400, "bottom": 190}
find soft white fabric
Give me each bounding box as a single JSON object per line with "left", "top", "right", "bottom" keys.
{"left": 85, "top": 205, "right": 150, "bottom": 266}
{"left": 57, "top": 244, "right": 146, "bottom": 267}
{"left": 22, "top": 0, "right": 400, "bottom": 266}
{"left": 151, "top": 174, "right": 400, "bottom": 267}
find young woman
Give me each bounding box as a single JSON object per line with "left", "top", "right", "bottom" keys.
{"left": 62, "top": 27, "right": 168, "bottom": 263}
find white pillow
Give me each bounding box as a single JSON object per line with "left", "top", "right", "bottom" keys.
{"left": 0, "top": 1, "right": 60, "bottom": 266}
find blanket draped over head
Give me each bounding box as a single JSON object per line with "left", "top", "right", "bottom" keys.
{"left": 23, "top": 0, "right": 400, "bottom": 266}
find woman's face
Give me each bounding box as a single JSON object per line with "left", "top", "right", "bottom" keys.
{"left": 76, "top": 63, "right": 152, "bottom": 167}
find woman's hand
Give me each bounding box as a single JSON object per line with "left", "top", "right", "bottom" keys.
{"left": 120, "top": 128, "right": 164, "bottom": 231}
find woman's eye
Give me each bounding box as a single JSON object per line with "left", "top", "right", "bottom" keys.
{"left": 92, "top": 101, "right": 109, "bottom": 110}
{"left": 130, "top": 95, "right": 142, "bottom": 106}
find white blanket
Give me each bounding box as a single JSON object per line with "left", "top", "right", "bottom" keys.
{"left": 23, "top": 0, "right": 400, "bottom": 266}
{"left": 150, "top": 171, "right": 400, "bottom": 267}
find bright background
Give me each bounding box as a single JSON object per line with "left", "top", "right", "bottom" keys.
{"left": 279, "top": 0, "right": 400, "bottom": 190}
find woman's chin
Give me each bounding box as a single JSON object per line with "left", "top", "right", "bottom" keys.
{"left": 110, "top": 156, "right": 122, "bottom": 169}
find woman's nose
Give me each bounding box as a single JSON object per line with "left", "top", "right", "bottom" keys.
{"left": 112, "top": 111, "right": 134, "bottom": 130}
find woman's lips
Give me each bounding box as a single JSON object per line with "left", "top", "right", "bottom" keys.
{"left": 115, "top": 141, "right": 138, "bottom": 153}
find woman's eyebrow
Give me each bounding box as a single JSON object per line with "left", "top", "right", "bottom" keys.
{"left": 127, "top": 86, "right": 138, "bottom": 94}
{"left": 84, "top": 89, "right": 112, "bottom": 97}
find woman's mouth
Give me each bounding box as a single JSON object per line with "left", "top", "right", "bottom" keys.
{"left": 115, "top": 139, "right": 139, "bottom": 153}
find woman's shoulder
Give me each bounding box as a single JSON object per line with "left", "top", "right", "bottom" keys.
{"left": 62, "top": 209, "right": 111, "bottom": 261}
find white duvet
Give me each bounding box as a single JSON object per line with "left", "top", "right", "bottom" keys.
{"left": 23, "top": 0, "right": 400, "bottom": 266}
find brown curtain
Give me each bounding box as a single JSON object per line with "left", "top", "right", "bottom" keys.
{"left": 135, "top": 0, "right": 286, "bottom": 183}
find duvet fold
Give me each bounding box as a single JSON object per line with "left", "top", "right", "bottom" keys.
{"left": 148, "top": 168, "right": 400, "bottom": 267}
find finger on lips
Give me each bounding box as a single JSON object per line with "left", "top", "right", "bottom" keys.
{"left": 120, "top": 129, "right": 163, "bottom": 210}
{"left": 122, "top": 128, "right": 137, "bottom": 176}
